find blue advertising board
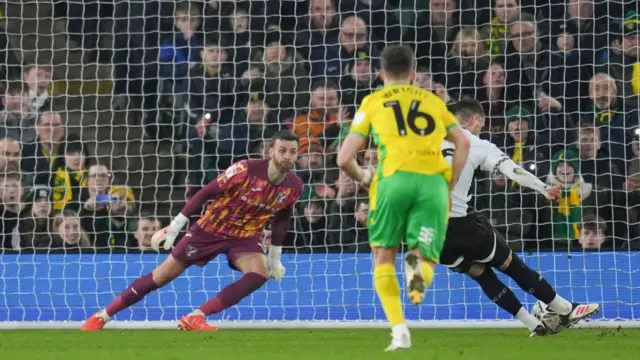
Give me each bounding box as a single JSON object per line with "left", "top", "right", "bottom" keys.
{"left": 0, "top": 252, "right": 637, "bottom": 322}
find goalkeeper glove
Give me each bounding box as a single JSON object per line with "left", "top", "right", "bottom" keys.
{"left": 267, "top": 245, "right": 286, "bottom": 282}
{"left": 151, "top": 213, "right": 188, "bottom": 251}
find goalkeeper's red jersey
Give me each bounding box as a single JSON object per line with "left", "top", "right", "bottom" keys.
{"left": 180, "top": 159, "right": 302, "bottom": 244}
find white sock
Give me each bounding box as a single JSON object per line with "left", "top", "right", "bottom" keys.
{"left": 391, "top": 323, "right": 410, "bottom": 338}
{"left": 548, "top": 295, "right": 573, "bottom": 316}
{"left": 95, "top": 309, "right": 111, "bottom": 322}
{"left": 188, "top": 309, "right": 206, "bottom": 317}
{"left": 516, "top": 307, "right": 542, "bottom": 331}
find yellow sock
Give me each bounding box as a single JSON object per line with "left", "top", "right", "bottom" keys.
{"left": 374, "top": 264, "right": 405, "bottom": 326}
{"left": 421, "top": 262, "right": 435, "bottom": 288}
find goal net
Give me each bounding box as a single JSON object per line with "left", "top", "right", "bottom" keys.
{"left": 0, "top": 0, "right": 639, "bottom": 329}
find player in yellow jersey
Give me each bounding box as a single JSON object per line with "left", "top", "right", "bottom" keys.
{"left": 337, "top": 45, "right": 470, "bottom": 351}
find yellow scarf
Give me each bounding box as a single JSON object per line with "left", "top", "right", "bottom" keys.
{"left": 486, "top": 17, "right": 506, "bottom": 58}
{"left": 557, "top": 185, "right": 582, "bottom": 238}
{"left": 52, "top": 168, "right": 87, "bottom": 211}
{"left": 633, "top": 62, "right": 640, "bottom": 95}
{"left": 512, "top": 141, "right": 524, "bottom": 163}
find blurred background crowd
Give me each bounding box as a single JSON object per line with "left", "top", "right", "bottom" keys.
{"left": 0, "top": 0, "right": 639, "bottom": 253}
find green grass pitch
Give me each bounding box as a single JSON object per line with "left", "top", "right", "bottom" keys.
{"left": 0, "top": 328, "right": 638, "bottom": 360}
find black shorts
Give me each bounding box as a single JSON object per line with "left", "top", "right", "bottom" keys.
{"left": 439, "top": 212, "right": 511, "bottom": 273}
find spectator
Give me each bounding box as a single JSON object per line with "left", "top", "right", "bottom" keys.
{"left": 499, "top": 106, "right": 547, "bottom": 176}
{"left": 295, "top": 0, "right": 340, "bottom": 61}
{"left": 359, "top": 147, "right": 378, "bottom": 168}
{"left": 108, "top": 185, "right": 137, "bottom": 248}
{"left": 446, "top": 27, "right": 489, "bottom": 99}
{"left": 187, "top": 36, "right": 235, "bottom": 125}
{"left": 0, "top": 24, "right": 20, "bottom": 82}
{"left": 256, "top": 31, "right": 311, "bottom": 121}
{"left": 505, "top": 13, "right": 573, "bottom": 115}
{"left": 79, "top": 164, "right": 112, "bottom": 248}
{"left": 50, "top": 140, "right": 91, "bottom": 212}
{"left": 411, "top": 0, "right": 459, "bottom": 72}
{"left": 474, "top": 62, "right": 515, "bottom": 136}
{"left": 0, "top": 81, "right": 35, "bottom": 144}
{"left": 543, "top": 149, "right": 609, "bottom": 247}
{"left": 216, "top": 91, "right": 281, "bottom": 169}
{"left": 296, "top": 139, "right": 336, "bottom": 203}
{"left": 292, "top": 80, "right": 349, "bottom": 151}
{"left": 19, "top": 185, "right": 53, "bottom": 249}
{"left": 480, "top": 0, "right": 522, "bottom": 60}
{"left": 157, "top": 1, "right": 203, "bottom": 94}
{"left": 0, "top": 137, "right": 21, "bottom": 173}
{"left": 309, "top": 15, "right": 380, "bottom": 80}
{"left": 133, "top": 213, "right": 161, "bottom": 251}
{"left": 224, "top": 5, "right": 252, "bottom": 63}
{"left": 23, "top": 64, "right": 52, "bottom": 114}
{"left": 576, "top": 125, "right": 623, "bottom": 188}
{"left": 597, "top": 11, "right": 640, "bottom": 109}
{"left": 21, "top": 112, "right": 81, "bottom": 186}
{"left": 341, "top": 49, "right": 382, "bottom": 114}
{"left": 413, "top": 67, "right": 452, "bottom": 104}
{"left": 52, "top": 209, "right": 91, "bottom": 249}
{"left": 577, "top": 214, "right": 607, "bottom": 250}
{"left": 583, "top": 73, "right": 637, "bottom": 163}
{"left": 327, "top": 171, "right": 367, "bottom": 251}
{"left": 291, "top": 190, "right": 327, "bottom": 251}
{"left": 0, "top": 172, "right": 23, "bottom": 250}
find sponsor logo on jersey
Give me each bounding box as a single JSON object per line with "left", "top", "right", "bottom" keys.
{"left": 277, "top": 193, "right": 288, "bottom": 203}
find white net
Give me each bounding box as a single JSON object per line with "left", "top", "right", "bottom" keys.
{"left": 0, "top": 0, "right": 639, "bottom": 327}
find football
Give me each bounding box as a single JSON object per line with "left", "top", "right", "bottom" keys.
{"left": 531, "top": 301, "right": 562, "bottom": 334}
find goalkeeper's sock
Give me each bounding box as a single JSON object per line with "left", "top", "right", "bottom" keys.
{"left": 501, "top": 253, "right": 556, "bottom": 305}
{"left": 105, "top": 273, "right": 159, "bottom": 317}
{"left": 199, "top": 272, "right": 267, "bottom": 316}
{"left": 420, "top": 262, "right": 434, "bottom": 288}
{"left": 374, "top": 264, "right": 405, "bottom": 327}
{"left": 547, "top": 294, "right": 573, "bottom": 316}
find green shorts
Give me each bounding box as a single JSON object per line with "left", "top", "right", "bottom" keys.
{"left": 368, "top": 171, "right": 449, "bottom": 262}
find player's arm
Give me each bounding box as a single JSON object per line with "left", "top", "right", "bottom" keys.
{"left": 151, "top": 161, "right": 249, "bottom": 250}
{"left": 336, "top": 102, "right": 373, "bottom": 184}
{"left": 445, "top": 125, "right": 470, "bottom": 191}
{"left": 481, "top": 142, "right": 560, "bottom": 200}
{"left": 267, "top": 207, "right": 293, "bottom": 282}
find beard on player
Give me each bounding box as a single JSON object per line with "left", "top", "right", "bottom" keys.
{"left": 269, "top": 138, "right": 299, "bottom": 174}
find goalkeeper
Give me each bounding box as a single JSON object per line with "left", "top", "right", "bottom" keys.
{"left": 337, "top": 45, "right": 470, "bottom": 352}
{"left": 440, "top": 100, "right": 599, "bottom": 336}
{"left": 81, "top": 131, "right": 302, "bottom": 331}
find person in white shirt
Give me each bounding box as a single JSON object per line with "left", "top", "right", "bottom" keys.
{"left": 440, "top": 99, "right": 599, "bottom": 336}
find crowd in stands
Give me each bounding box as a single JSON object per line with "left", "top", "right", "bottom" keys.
{"left": 0, "top": 0, "right": 639, "bottom": 253}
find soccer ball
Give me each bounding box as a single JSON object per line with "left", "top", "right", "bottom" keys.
{"left": 531, "top": 300, "right": 562, "bottom": 333}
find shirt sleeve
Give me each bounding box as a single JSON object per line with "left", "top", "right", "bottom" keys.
{"left": 180, "top": 161, "right": 249, "bottom": 216}
{"left": 349, "top": 96, "right": 372, "bottom": 138}
{"left": 441, "top": 106, "right": 460, "bottom": 131}
{"left": 478, "top": 140, "right": 510, "bottom": 173}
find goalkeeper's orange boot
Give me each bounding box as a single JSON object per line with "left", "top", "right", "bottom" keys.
{"left": 178, "top": 315, "right": 219, "bottom": 331}
{"left": 80, "top": 314, "right": 107, "bottom": 331}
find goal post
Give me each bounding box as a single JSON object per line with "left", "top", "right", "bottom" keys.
{"left": 1, "top": 0, "right": 640, "bottom": 331}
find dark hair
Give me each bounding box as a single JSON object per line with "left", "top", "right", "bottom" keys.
{"left": 4, "top": 81, "right": 28, "bottom": 95}
{"left": 380, "top": 45, "right": 415, "bottom": 80}
{"left": 271, "top": 130, "right": 299, "bottom": 144}
{"left": 448, "top": 99, "right": 485, "bottom": 118}
{"left": 0, "top": 171, "right": 21, "bottom": 183}
{"left": 581, "top": 214, "right": 607, "bottom": 233}
{"left": 310, "top": 78, "right": 339, "bottom": 93}
{"left": 174, "top": 1, "right": 201, "bottom": 17}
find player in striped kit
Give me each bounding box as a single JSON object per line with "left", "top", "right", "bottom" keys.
{"left": 81, "top": 130, "right": 303, "bottom": 331}
{"left": 440, "top": 100, "right": 600, "bottom": 336}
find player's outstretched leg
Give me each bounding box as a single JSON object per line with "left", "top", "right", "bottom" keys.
{"left": 81, "top": 255, "right": 186, "bottom": 331}
{"left": 467, "top": 264, "right": 547, "bottom": 337}
{"left": 497, "top": 251, "right": 600, "bottom": 330}
{"left": 179, "top": 253, "right": 268, "bottom": 331}
{"left": 372, "top": 247, "right": 411, "bottom": 352}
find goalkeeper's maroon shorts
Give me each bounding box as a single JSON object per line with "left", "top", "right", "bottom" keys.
{"left": 171, "top": 224, "right": 264, "bottom": 270}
